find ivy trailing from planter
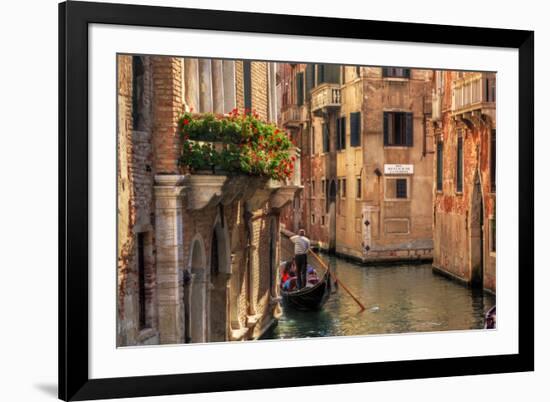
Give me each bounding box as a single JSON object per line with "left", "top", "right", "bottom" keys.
{"left": 178, "top": 109, "right": 297, "bottom": 181}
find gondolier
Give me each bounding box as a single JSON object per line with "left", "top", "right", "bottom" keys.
{"left": 290, "top": 229, "right": 310, "bottom": 289}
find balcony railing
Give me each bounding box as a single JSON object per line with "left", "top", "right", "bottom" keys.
{"left": 451, "top": 73, "right": 496, "bottom": 117}
{"left": 310, "top": 83, "right": 341, "bottom": 114}
{"left": 280, "top": 104, "right": 307, "bottom": 128}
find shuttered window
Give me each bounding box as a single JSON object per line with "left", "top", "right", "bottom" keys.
{"left": 316, "top": 64, "right": 341, "bottom": 85}
{"left": 322, "top": 123, "right": 330, "bottom": 153}
{"left": 383, "top": 112, "right": 413, "bottom": 147}
{"left": 350, "top": 112, "right": 361, "bottom": 147}
{"left": 456, "top": 133, "right": 463, "bottom": 193}
{"left": 296, "top": 72, "right": 304, "bottom": 106}
{"left": 437, "top": 140, "right": 443, "bottom": 191}
{"left": 336, "top": 116, "right": 346, "bottom": 150}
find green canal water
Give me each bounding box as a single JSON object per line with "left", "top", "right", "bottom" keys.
{"left": 262, "top": 256, "right": 496, "bottom": 340}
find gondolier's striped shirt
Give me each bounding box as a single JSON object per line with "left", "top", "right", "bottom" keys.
{"left": 290, "top": 235, "right": 310, "bottom": 255}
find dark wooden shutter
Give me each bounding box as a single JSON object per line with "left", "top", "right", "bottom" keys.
{"left": 383, "top": 112, "right": 389, "bottom": 146}
{"left": 326, "top": 64, "right": 341, "bottom": 84}
{"left": 341, "top": 116, "right": 346, "bottom": 149}
{"left": 317, "top": 64, "right": 325, "bottom": 85}
{"left": 404, "top": 68, "right": 411, "bottom": 78}
{"left": 405, "top": 112, "right": 413, "bottom": 146}
{"left": 382, "top": 67, "right": 389, "bottom": 77}
{"left": 350, "top": 112, "right": 361, "bottom": 147}
{"left": 296, "top": 72, "right": 304, "bottom": 106}
{"left": 336, "top": 118, "right": 341, "bottom": 150}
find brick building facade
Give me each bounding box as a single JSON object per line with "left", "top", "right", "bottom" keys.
{"left": 431, "top": 71, "right": 496, "bottom": 292}
{"left": 279, "top": 64, "right": 434, "bottom": 263}
{"left": 117, "top": 55, "right": 295, "bottom": 346}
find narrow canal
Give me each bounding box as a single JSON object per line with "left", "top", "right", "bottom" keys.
{"left": 262, "top": 256, "right": 496, "bottom": 340}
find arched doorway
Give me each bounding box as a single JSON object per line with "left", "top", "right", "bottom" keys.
{"left": 470, "top": 173, "right": 484, "bottom": 288}
{"left": 188, "top": 235, "right": 206, "bottom": 343}
{"left": 209, "top": 217, "right": 231, "bottom": 342}
{"left": 328, "top": 179, "right": 337, "bottom": 254}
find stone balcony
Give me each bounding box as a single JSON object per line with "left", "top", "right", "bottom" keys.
{"left": 451, "top": 72, "right": 496, "bottom": 126}
{"left": 177, "top": 147, "right": 303, "bottom": 211}
{"left": 280, "top": 104, "right": 307, "bottom": 128}
{"left": 310, "top": 83, "right": 341, "bottom": 116}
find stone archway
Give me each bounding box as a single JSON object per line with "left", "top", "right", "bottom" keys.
{"left": 469, "top": 173, "right": 484, "bottom": 288}
{"left": 208, "top": 213, "right": 231, "bottom": 342}
{"left": 188, "top": 235, "right": 207, "bottom": 343}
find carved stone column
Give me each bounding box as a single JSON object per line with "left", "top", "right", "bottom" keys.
{"left": 184, "top": 59, "right": 200, "bottom": 112}
{"left": 211, "top": 60, "right": 224, "bottom": 114}
{"left": 154, "top": 175, "right": 185, "bottom": 344}
{"left": 222, "top": 60, "right": 236, "bottom": 113}
{"left": 199, "top": 59, "right": 213, "bottom": 113}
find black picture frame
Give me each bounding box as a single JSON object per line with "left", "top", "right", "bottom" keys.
{"left": 59, "top": 1, "right": 534, "bottom": 400}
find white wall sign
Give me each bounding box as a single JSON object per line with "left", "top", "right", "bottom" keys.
{"left": 384, "top": 164, "right": 414, "bottom": 175}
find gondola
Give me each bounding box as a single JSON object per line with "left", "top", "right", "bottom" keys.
{"left": 280, "top": 268, "right": 331, "bottom": 311}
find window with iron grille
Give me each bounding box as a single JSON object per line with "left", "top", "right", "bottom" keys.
{"left": 396, "top": 178, "right": 407, "bottom": 199}
{"left": 356, "top": 177, "right": 362, "bottom": 199}
{"left": 350, "top": 112, "right": 361, "bottom": 147}
{"left": 491, "top": 129, "right": 496, "bottom": 192}
{"left": 456, "top": 133, "right": 464, "bottom": 193}
{"left": 384, "top": 112, "right": 413, "bottom": 146}
{"left": 382, "top": 67, "right": 411, "bottom": 78}
{"left": 437, "top": 141, "right": 443, "bottom": 191}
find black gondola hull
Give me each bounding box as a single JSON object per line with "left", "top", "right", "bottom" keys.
{"left": 281, "top": 273, "right": 331, "bottom": 311}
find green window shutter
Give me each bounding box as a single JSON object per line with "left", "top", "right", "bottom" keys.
{"left": 341, "top": 116, "right": 346, "bottom": 149}
{"left": 326, "top": 64, "right": 341, "bottom": 84}
{"left": 317, "top": 64, "right": 325, "bottom": 85}
{"left": 350, "top": 112, "right": 361, "bottom": 147}
{"left": 336, "top": 118, "right": 341, "bottom": 150}
{"left": 405, "top": 112, "right": 413, "bottom": 147}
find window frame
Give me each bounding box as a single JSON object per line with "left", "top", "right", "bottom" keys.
{"left": 383, "top": 111, "right": 413, "bottom": 147}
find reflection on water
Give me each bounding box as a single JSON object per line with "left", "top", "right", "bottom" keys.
{"left": 263, "top": 256, "right": 496, "bottom": 340}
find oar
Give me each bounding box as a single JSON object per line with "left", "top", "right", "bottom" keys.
{"left": 307, "top": 249, "right": 366, "bottom": 312}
